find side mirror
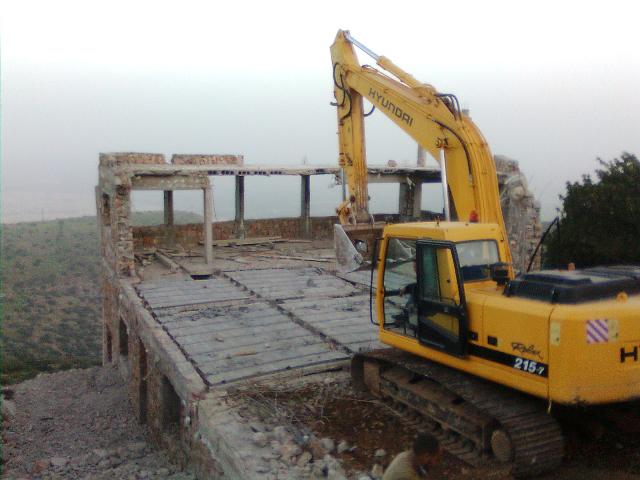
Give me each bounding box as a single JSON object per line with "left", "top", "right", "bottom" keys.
{"left": 491, "top": 263, "right": 511, "bottom": 286}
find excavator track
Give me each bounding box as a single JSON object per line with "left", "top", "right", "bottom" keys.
{"left": 353, "top": 349, "right": 564, "bottom": 477}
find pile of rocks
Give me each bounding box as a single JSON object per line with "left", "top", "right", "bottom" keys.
{"left": 249, "top": 425, "right": 389, "bottom": 480}
{"left": 248, "top": 424, "right": 348, "bottom": 479}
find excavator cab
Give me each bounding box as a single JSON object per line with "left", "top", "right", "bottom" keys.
{"left": 378, "top": 222, "right": 511, "bottom": 358}
{"left": 381, "top": 236, "right": 469, "bottom": 357}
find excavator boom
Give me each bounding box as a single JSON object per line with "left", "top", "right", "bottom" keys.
{"left": 331, "top": 30, "right": 512, "bottom": 265}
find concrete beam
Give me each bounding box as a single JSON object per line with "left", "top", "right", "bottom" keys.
{"left": 234, "top": 176, "right": 245, "bottom": 239}
{"left": 131, "top": 175, "right": 208, "bottom": 191}
{"left": 300, "top": 175, "right": 311, "bottom": 239}
{"left": 171, "top": 154, "right": 244, "bottom": 166}
{"left": 367, "top": 173, "right": 440, "bottom": 184}
{"left": 105, "top": 161, "right": 440, "bottom": 178}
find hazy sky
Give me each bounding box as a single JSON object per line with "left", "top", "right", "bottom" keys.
{"left": 2, "top": 0, "right": 639, "bottom": 222}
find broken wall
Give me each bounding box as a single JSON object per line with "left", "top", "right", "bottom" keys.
{"left": 495, "top": 155, "right": 542, "bottom": 273}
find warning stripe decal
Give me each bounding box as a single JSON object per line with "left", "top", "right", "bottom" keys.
{"left": 587, "top": 319, "right": 609, "bottom": 343}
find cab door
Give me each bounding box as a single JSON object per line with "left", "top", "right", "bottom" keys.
{"left": 416, "top": 240, "right": 469, "bottom": 357}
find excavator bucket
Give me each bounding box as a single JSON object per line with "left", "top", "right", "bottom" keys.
{"left": 334, "top": 225, "right": 363, "bottom": 273}
{"left": 333, "top": 223, "right": 384, "bottom": 273}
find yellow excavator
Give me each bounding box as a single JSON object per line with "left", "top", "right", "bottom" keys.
{"left": 331, "top": 30, "right": 640, "bottom": 476}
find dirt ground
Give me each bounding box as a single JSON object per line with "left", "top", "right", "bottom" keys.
{"left": 3, "top": 366, "right": 640, "bottom": 479}
{"left": 232, "top": 372, "right": 640, "bottom": 480}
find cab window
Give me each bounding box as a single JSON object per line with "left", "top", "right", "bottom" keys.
{"left": 382, "top": 238, "right": 417, "bottom": 337}
{"left": 456, "top": 240, "right": 499, "bottom": 281}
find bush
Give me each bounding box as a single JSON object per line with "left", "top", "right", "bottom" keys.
{"left": 545, "top": 153, "right": 640, "bottom": 268}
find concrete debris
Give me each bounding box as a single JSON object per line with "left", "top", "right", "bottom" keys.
{"left": 280, "top": 442, "right": 302, "bottom": 463}
{"left": 128, "top": 442, "right": 147, "bottom": 455}
{"left": 273, "top": 425, "right": 290, "bottom": 442}
{"left": 249, "top": 422, "right": 264, "bottom": 433}
{"left": 270, "top": 440, "right": 282, "bottom": 456}
{"left": 252, "top": 431, "right": 269, "bottom": 448}
{"left": 309, "top": 437, "right": 328, "bottom": 460}
{"left": 297, "top": 451, "right": 313, "bottom": 467}
{"left": 371, "top": 463, "right": 385, "bottom": 479}
{"left": 373, "top": 448, "right": 387, "bottom": 458}
{"left": 320, "top": 437, "right": 336, "bottom": 453}
{"left": 2, "top": 398, "right": 16, "bottom": 419}
{"left": 49, "top": 456, "right": 69, "bottom": 468}
{"left": 32, "top": 459, "right": 50, "bottom": 474}
{"left": 337, "top": 440, "right": 350, "bottom": 454}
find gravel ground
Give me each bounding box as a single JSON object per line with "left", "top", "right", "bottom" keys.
{"left": 230, "top": 374, "right": 640, "bottom": 480}
{"left": 4, "top": 365, "right": 640, "bottom": 479}
{"left": 1, "top": 365, "right": 195, "bottom": 480}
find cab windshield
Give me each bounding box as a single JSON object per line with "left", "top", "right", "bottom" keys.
{"left": 456, "top": 240, "right": 499, "bottom": 281}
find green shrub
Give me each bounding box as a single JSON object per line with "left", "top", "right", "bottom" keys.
{"left": 545, "top": 153, "right": 640, "bottom": 268}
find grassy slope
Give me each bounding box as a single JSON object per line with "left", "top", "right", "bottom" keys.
{"left": 1, "top": 211, "right": 202, "bottom": 384}
{"left": 1, "top": 217, "right": 101, "bottom": 383}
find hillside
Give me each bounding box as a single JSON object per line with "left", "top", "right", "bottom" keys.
{"left": 1, "top": 216, "right": 101, "bottom": 383}
{"left": 0, "top": 212, "right": 202, "bottom": 384}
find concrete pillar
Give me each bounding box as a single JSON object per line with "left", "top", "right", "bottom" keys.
{"left": 398, "top": 177, "right": 423, "bottom": 220}
{"left": 114, "top": 186, "right": 134, "bottom": 276}
{"left": 301, "top": 175, "right": 311, "bottom": 239}
{"left": 163, "top": 191, "right": 175, "bottom": 247}
{"left": 417, "top": 146, "right": 426, "bottom": 167}
{"left": 203, "top": 185, "right": 213, "bottom": 266}
{"left": 413, "top": 179, "right": 422, "bottom": 219}
{"left": 234, "top": 176, "right": 245, "bottom": 239}
{"left": 163, "top": 191, "right": 174, "bottom": 226}
{"left": 399, "top": 182, "right": 412, "bottom": 220}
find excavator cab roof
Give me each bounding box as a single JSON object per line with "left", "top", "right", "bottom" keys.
{"left": 383, "top": 221, "right": 504, "bottom": 243}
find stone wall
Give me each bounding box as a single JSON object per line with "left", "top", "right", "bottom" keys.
{"left": 496, "top": 156, "right": 542, "bottom": 272}
{"left": 131, "top": 214, "right": 405, "bottom": 250}
{"left": 101, "top": 281, "right": 207, "bottom": 470}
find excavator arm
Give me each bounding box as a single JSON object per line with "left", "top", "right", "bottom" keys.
{"left": 331, "top": 30, "right": 511, "bottom": 264}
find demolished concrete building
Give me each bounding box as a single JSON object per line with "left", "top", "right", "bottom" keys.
{"left": 96, "top": 152, "right": 540, "bottom": 478}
